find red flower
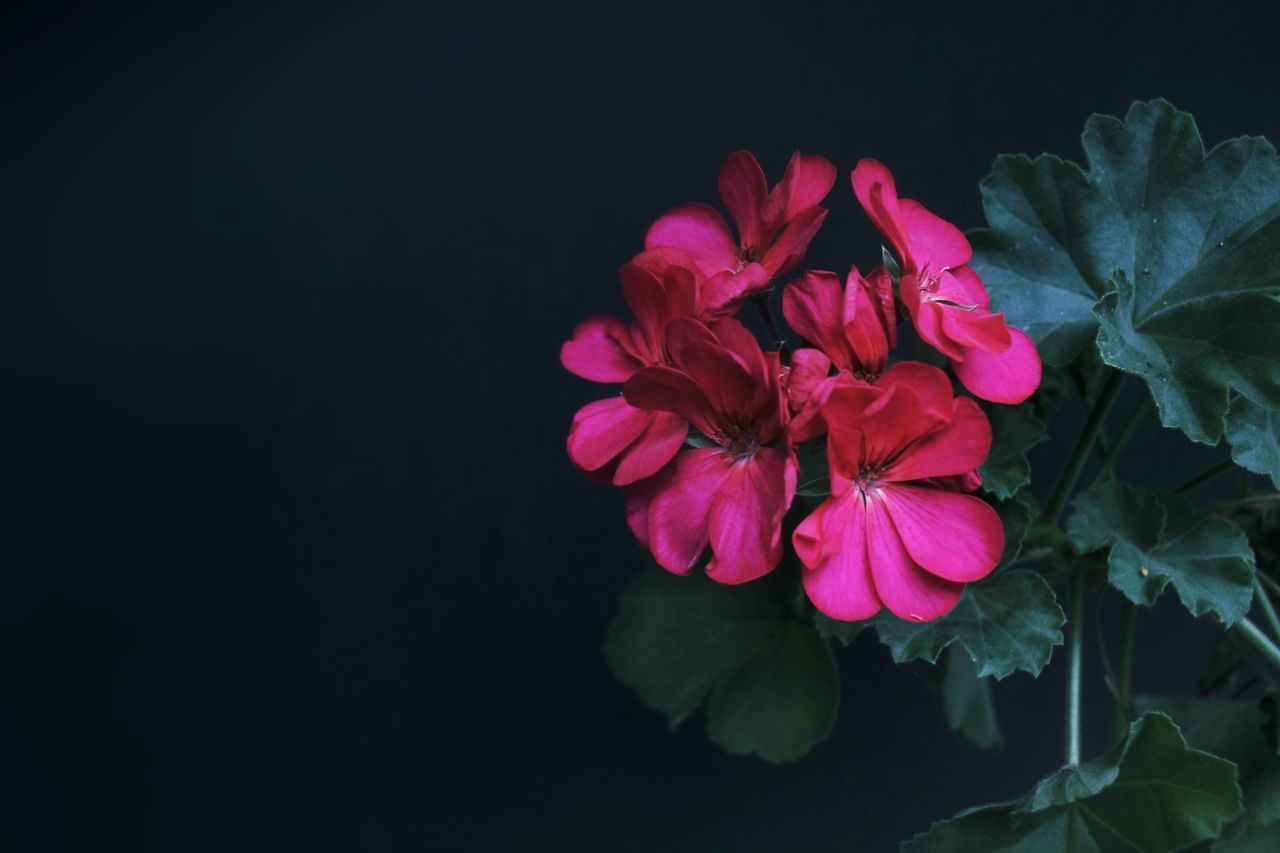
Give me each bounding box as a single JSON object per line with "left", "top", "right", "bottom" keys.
{"left": 852, "top": 160, "right": 1041, "bottom": 404}
{"left": 645, "top": 151, "right": 837, "bottom": 287}
{"left": 793, "top": 364, "right": 1003, "bottom": 621}
{"left": 781, "top": 266, "right": 897, "bottom": 440}
{"left": 623, "top": 318, "right": 798, "bottom": 583}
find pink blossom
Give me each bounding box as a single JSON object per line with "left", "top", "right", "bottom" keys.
{"left": 793, "top": 364, "right": 1003, "bottom": 621}
{"left": 645, "top": 151, "right": 837, "bottom": 290}
{"left": 623, "top": 318, "right": 798, "bottom": 583}
{"left": 852, "top": 159, "right": 1041, "bottom": 404}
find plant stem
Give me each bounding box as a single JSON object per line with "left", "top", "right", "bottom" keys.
{"left": 751, "top": 291, "right": 788, "bottom": 356}
{"left": 1235, "top": 616, "right": 1280, "bottom": 673}
{"left": 1174, "top": 458, "right": 1235, "bottom": 494}
{"left": 1043, "top": 371, "right": 1125, "bottom": 525}
{"left": 1091, "top": 395, "right": 1150, "bottom": 486}
{"left": 1114, "top": 601, "right": 1137, "bottom": 740}
{"left": 1209, "top": 493, "right": 1280, "bottom": 513}
{"left": 1066, "top": 575, "right": 1085, "bottom": 765}
{"left": 1253, "top": 577, "right": 1280, "bottom": 643}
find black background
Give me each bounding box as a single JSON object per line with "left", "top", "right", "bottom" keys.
{"left": 4, "top": 1, "right": 1279, "bottom": 850}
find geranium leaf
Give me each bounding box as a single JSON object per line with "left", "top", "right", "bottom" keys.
{"left": 833, "top": 570, "right": 1065, "bottom": 679}
{"left": 903, "top": 713, "right": 1244, "bottom": 852}
{"left": 1226, "top": 398, "right": 1280, "bottom": 489}
{"left": 995, "top": 494, "right": 1034, "bottom": 570}
{"left": 1067, "top": 480, "right": 1256, "bottom": 625}
{"left": 605, "top": 568, "right": 838, "bottom": 763}
{"left": 942, "top": 646, "right": 1002, "bottom": 749}
{"left": 1135, "top": 695, "right": 1280, "bottom": 844}
{"left": 981, "top": 405, "right": 1047, "bottom": 500}
{"left": 971, "top": 99, "right": 1280, "bottom": 445}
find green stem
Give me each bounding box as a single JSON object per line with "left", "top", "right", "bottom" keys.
{"left": 1066, "top": 575, "right": 1085, "bottom": 765}
{"left": 1091, "top": 395, "right": 1150, "bottom": 486}
{"left": 1253, "top": 577, "right": 1280, "bottom": 644}
{"left": 1235, "top": 617, "right": 1280, "bottom": 672}
{"left": 1114, "top": 601, "right": 1137, "bottom": 740}
{"left": 1174, "top": 458, "right": 1235, "bottom": 494}
{"left": 1043, "top": 371, "right": 1126, "bottom": 525}
{"left": 1209, "top": 493, "right": 1280, "bottom": 513}
{"left": 751, "top": 291, "right": 788, "bottom": 356}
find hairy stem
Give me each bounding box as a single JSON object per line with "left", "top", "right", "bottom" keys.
{"left": 1066, "top": 575, "right": 1085, "bottom": 765}
{"left": 1253, "top": 577, "right": 1280, "bottom": 644}
{"left": 1114, "top": 601, "right": 1137, "bottom": 740}
{"left": 1174, "top": 457, "right": 1235, "bottom": 494}
{"left": 1043, "top": 371, "right": 1125, "bottom": 525}
{"left": 1235, "top": 616, "right": 1280, "bottom": 673}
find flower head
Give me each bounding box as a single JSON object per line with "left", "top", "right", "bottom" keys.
{"left": 645, "top": 151, "right": 837, "bottom": 288}
{"left": 793, "top": 363, "right": 1003, "bottom": 621}
{"left": 851, "top": 159, "right": 1041, "bottom": 404}
{"left": 623, "top": 318, "right": 797, "bottom": 583}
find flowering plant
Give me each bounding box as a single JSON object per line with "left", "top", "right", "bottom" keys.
{"left": 564, "top": 101, "right": 1280, "bottom": 851}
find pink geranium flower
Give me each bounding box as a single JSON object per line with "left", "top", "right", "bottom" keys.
{"left": 793, "top": 364, "right": 1003, "bottom": 621}
{"left": 623, "top": 318, "right": 798, "bottom": 584}
{"left": 781, "top": 265, "right": 897, "bottom": 440}
{"left": 851, "top": 159, "right": 1041, "bottom": 404}
{"left": 645, "top": 151, "right": 837, "bottom": 288}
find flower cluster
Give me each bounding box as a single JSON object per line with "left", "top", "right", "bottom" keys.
{"left": 562, "top": 153, "right": 1041, "bottom": 621}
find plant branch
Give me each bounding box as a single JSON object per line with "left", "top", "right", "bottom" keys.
{"left": 1253, "top": 577, "right": 1280, "bottom": 644}
{"left": 1234, "top": 616, "right": 1280, "bottom": 673}
{"left": 751, "top": 291, "right": 788, "bottom": 356}
{"left": 1091, "top": 395, "right": 1150, "bottom": 486}
{"left": 1066, "top": 574, "right": 1085, "bottom": 765}
{"left": 1174, "top": 458, "right": 1235, "bottom": 494}
{"left": 1209, "top": 493, "right": 1280, "bottom": 513}
{"left": 1043, "top": 371, "right": 1125, "bottom": 525}
{"left": 1114, "top": 601, "right": 1137, "bottom": 740}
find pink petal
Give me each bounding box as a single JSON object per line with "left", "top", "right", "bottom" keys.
{"left": 843, "top": 267, "right": 891, "bottom": 374}
{"left": 783, "top": 270, "right": 854, "bottom": 370}
{"left": 863, "top": 265, "right": 898, "bottom": 349}
{"left": 786, "top": 349, "right": 836, "bottom": 443}
{"left": 952, "top": 327, "right": 1043, "bottom": 404}
{"left": 625, "top": 472, "right": 663, "bottom": 546}
{"left": 760, "top": 206, "right": 827, "bottom": 279}
{"left": 876, "top": 361, "right": 955, "bottom": 420}
{"left": 865, "top": 496, "right": 964, "bottom": 621}
{"left": 698, "top": 263, "right": 770, "bottom": 320}
{"left": 677, "top": 339, "right": 757, "bottom": 422}
{"left": 943, "top": 264, "right": 990, "bottom": 311}
{"left": 706, "top": 448, "right": 794, "bottom": 584}
{"left": 613, "top": 410, "right": 688, "bottom": 485}
{"left": 886, "top": 397, "right": 992, "bottom": 482}
{"left": 647, "top": 448, "right": 735, "bottom": 573}
{"left": 619, "top": 263, "right": 669, "bottom": 361}
{"left": 798, "top": 492, "right": 883, "bottom": 621}
{"left": 911, "top": 299, "right": 968, "bottom": 361}
{"left": 852, "top": 160, "right": 910, "bottom": 267}
{"left": 880, "top": 484, "right": 1003, "bottom": 582}
{"left": 779, "top": 152, "right": 837, "bottom": 221}
{"left": 561, "top": 315, "right": 644, "bottom": 383}
{"left": 718, "top": 151, "right": 768, "bottom": 248}
{"left": 644, "top": 203, "right": 737, "bottom": 276}
{"left": 900, "top": 198, "right": 972, "bottom": 268}
{"left": 623, "top": 366, "right": 717, "bottom": 439}
{"left": 939, "top": 307, "right": 1012, "bottom": 353}
{"left": 567, "top": 396, "right": 653, "bottom": 472}
{"left": 858, "top": 383, "right": 948, "bottom": 468}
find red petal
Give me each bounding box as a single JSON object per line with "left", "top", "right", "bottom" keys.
{"left": 698, "top": 263, "right": 770, "bottom": 320}
{"left": 644, "top": 203, "right": 737, "bottom": 276}
{"left": 613, "top": 410, "right": 688, "bottom": 485}
{"left": 899, "top": 198, "right": 972, "bottom": 268}
{"left": 647, "top": 448, "right": 735, "bottom": 573}
{"left": 567, "top": 396, "right": 653, "bottom": 472}
{"left": 912, "top": 299, "right": 968, "bottom": 361}
{"left": 783, "top": 270, "right": 854, "bottom": 370}
{"left": 718, "top": 151, "right": 768, "bottom": 248}
{"left": 886, "top": 397, "right": 992, "bottom": 482}
{"left": 865, "top": 496, "right": 964, "bottom": 621}
{"left": 561, "top": 315, "right": 644, "bottom": 382}
{"left": 779, "top": 152, "right": 837, "bottom": 221}
{"left": 876, "top": 361, "right": 954, "bottom": 420}
{"left": 952, "top": 328, "right": 1043, "bottom": 404}
{"left": 852, "top": 160, "right": 910, "bottom": 268}
{"left": 706, "top": 449, "right": 793, "bottom": 584}
{"left": 880, "top": 484, "right": 1003, "bottom": 582}
{"left": 623, "top": 366, "right": 717, "bottom": 439}
{"left": 797, "top": 492, "right": 882, "bottom": 620}
{"left": 939, "top": 307, "right": 1012, "bottom": 353}
{"left": 760, "top": 206, "right": 827, "bottom": 279}
{"left": 843, "top": 267, "right": 891, "bottom": 373}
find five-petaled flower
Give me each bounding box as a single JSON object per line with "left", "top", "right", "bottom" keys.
{"left": 646, "top": 151, "right": 837, "bottom": 287}
{"left": 793, "top": 365, "right": 1003, "bottom": 621}
{"left": 852, "top": 159, "right": 1041, "bottom": 404}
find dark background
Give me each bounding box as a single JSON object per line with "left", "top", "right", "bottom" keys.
{"left": 3, "top": 1, "right": 1278, "bottom": 849}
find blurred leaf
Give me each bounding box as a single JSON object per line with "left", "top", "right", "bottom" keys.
{"left": 606, "top": 569, "right": 838, "bottom": 763}
{"left": 971, "top": 99, "right": 1280, "bottom": 445}
{"left": 1068, "top": 480, "right": 1256, "bottom": 625}
{"left": 942, "top": 647, "right": 1002, "bottom": 749}
{"left": 1226, "top": 398, "right": 1280, "bottom": 489}
{"left": 980, "top": 405, "right": 1047, "bottom": 500}
{"left": 819, "top": 570, "right": 1065, "bottom": 679}
{"left": 796, "top": 477, "right": 831, "bottom": 498}
{"left": 903, "top": 713, "right": 1244, "bottom": 852}
{"left": 995, "top": 493, "right": 1034, "bottom": 570}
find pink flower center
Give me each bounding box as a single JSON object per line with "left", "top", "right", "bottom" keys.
{"left": 854, "top": 464, "right": 886, "bottom": 494}
{"left": 734, "top": 243, "right": 760, "bottom": 270}
{"left": 715, "top": 422, "right": 761, "bottom": 459}
{"left": 916, "top": 264, "right": 978, "bottom": 311}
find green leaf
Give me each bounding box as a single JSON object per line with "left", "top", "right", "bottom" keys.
{"left": 995, "top": 494, "right": 1034, "bottom": 570}
{"left": 882, "top": 244, "right": 902, "bottom": 283}
{"left": 820, "top": 570, "right": 1064, "bottom": 679}
{"left": 1135, "top": 695, "right": 1280, "bottom": 843}
{"left": 980, "top": 404, "right": 1048, "bottom": 500}
{"left": 903, "top": 712, "right": 1244, "bottom": 852}
{"left": 605, "top": 569, "right": 838, "bottom": 763}
{"left": 796, "top": 477, "right": 831, "bottom": 498}
{"left": 1067, "top": 480, "right": 1256, "bottom": 625}
{"left": 942, "top": 646, "right": 1002, "bottom": 749}
{"left": 1226, "top": 398, "right": 1280, "bottom": 489}
{"left": 971, "top": 99, "right": 1280, "bottom": 444}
